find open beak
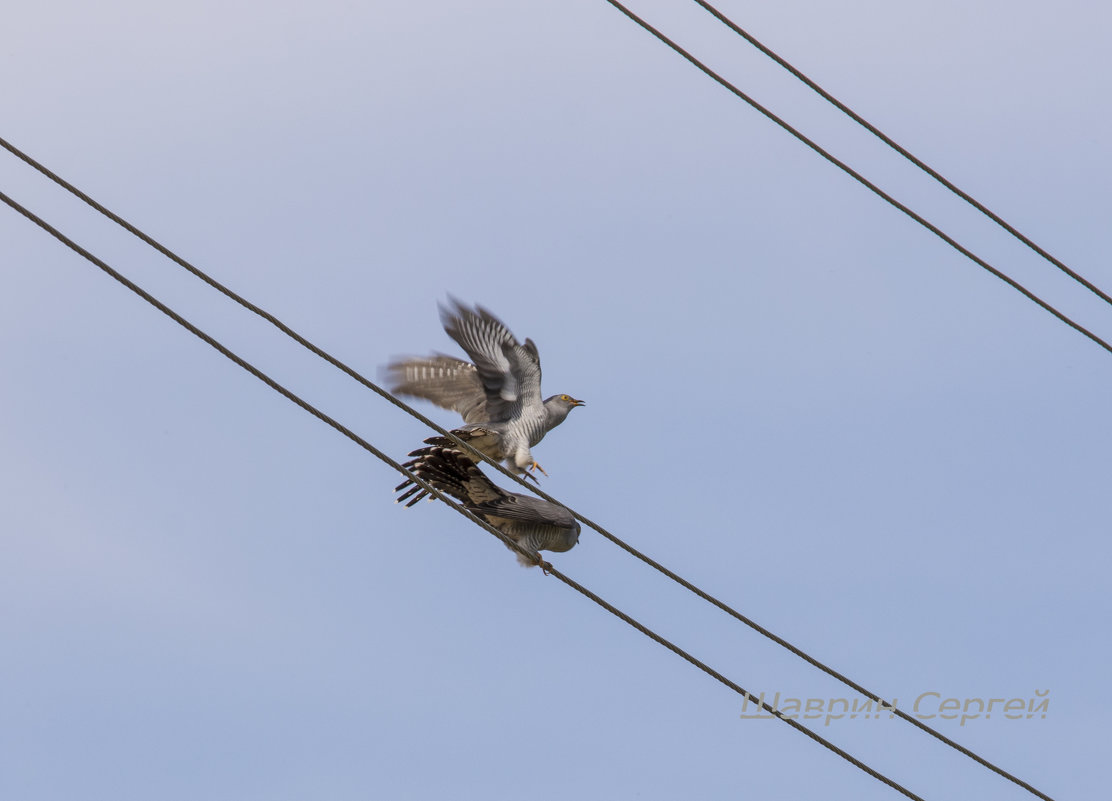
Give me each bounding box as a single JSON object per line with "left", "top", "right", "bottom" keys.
{"left": 570, "top": 397, "right": 586, "bottom": 407}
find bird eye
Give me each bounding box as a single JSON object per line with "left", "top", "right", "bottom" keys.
{"left": 561, "top": 394, "right": 570, "bottom": 401}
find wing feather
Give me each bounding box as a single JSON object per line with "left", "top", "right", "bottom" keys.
{"left": 384, "top": 354, "right": 489, "bottom": 423}
{"left": 439, "top": 299, "right": 545, "bottom": 424}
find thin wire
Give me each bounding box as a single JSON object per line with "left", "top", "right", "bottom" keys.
{"left": 2, "top": 187, "right": 928, "bottom": 801}
{"left": 690, "top": 0, "right": 1112, "bottom": 308}
{"left": 0, "top": 136, "right": 1054, "bottom": 800}
{"left": 600, "top": 0, "right": 1112, "bottom": 359}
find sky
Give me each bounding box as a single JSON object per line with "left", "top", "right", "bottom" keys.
{"left": 2, "top": 1, "right": 1109, "bottom": 798}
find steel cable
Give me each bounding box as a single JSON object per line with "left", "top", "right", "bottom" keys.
{"left": 688, "top": 0, "right": 1112, "bottom": 308}
{"left": 600, "top": 0, "right": 1112, "bottom": 359}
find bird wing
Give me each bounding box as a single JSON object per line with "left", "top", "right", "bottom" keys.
{"left": 384, "top": 354, "right": 489, "bottom": 423}
{"left": 440, "top": 299, "right": 537, "bottom": 424}
{"left": 503, "top": 336, "right": 544, "bottom": 415}
{"left": 470, "top": 494, "right": 576, "bottom": 529}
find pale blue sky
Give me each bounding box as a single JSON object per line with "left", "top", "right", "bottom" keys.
{"left": 2, "top": 1, "right": 1109, "bottom": 798}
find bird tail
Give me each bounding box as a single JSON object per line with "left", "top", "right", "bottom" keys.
{"left": 394, "top": 445, "right": 504, "bottom": 508}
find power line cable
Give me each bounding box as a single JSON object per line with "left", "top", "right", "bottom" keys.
{"left": 2, "top": 187, "right": 930, "bottom": 801}
{"left": 600, "top": 0, "right": 1112, "bottom": 358}
{"left": 688, "top": 0, "right": 1112, "bottom": 307}
{"left": 0, "top": 136, "right": 1055, "bottom": 800}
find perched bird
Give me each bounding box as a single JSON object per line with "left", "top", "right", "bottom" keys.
{"left": 395, "top": 444, "right": 581, "bottom": 568}
{"left": 386, "top": 299, "right": 584, "bottom": 478}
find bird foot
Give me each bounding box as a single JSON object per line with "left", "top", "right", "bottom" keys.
{"left": 528, "top": 460, "right": 549, "bottom": 477}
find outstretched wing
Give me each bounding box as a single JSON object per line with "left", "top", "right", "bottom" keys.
{"left": 439, "top": 299, "right": 543, "bottom": 424}
{"left": 384, "top": 354, "right": 489, "bottom": 423}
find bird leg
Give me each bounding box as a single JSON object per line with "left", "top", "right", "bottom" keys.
{"left": 528, "top": 460, "right": 550, "bottom": 477}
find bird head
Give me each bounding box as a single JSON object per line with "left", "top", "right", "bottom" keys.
{"left": 543, "top": 394, "right": 585, "bottom": 426}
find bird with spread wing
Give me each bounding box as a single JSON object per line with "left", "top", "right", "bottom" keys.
{"left": 386, "top": 299, "right": 584, "bottom": 479}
